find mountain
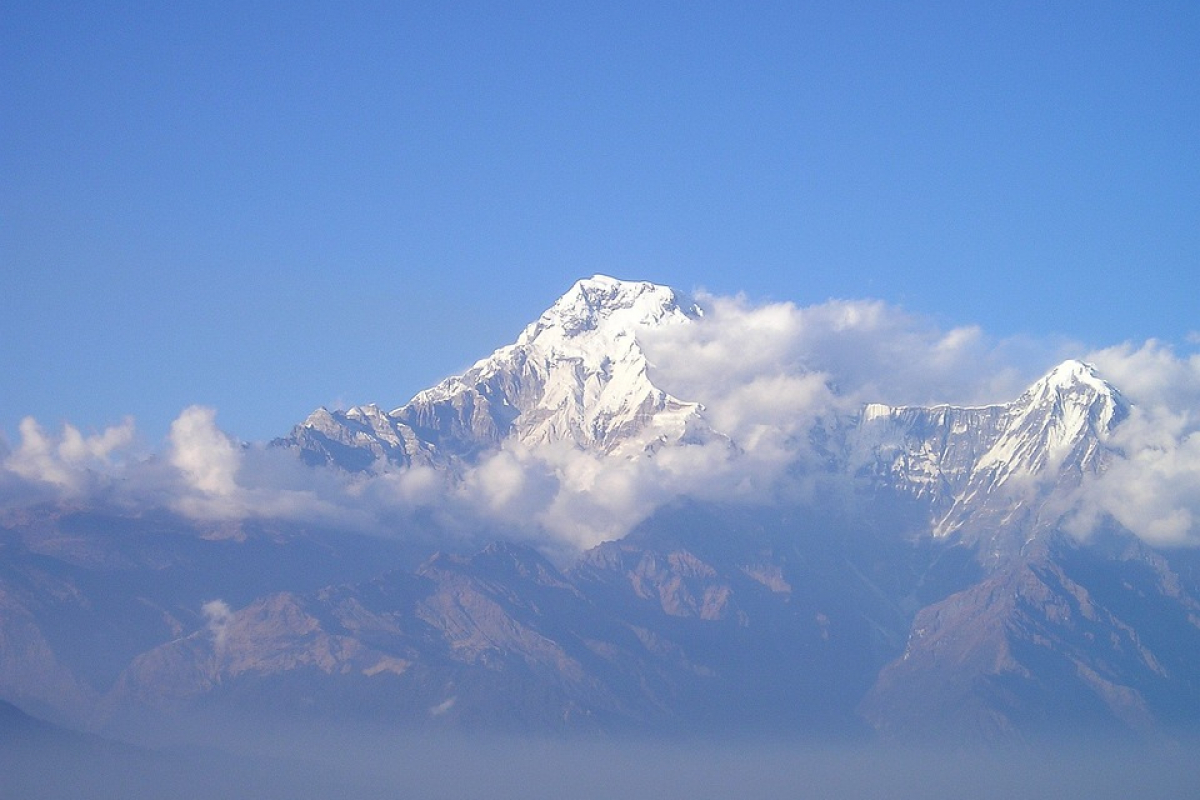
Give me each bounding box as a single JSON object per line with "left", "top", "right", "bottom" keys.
{"left": 284, "top": 275, "right": 715, "bottom": 472}
{"left": 0, "top": 507, "right": 419, "bottom": 728}
{"left": 3, "top": 276, "right": 1199, "bottom": 746}
{"left": 108, "top": 505, "right": 920, "bottom": 737}
{"left": 859, "top": 530, "right": 1200, "bottom": 740}
{"left": 851, "top": 359, "right": 1128, "bottom": 557}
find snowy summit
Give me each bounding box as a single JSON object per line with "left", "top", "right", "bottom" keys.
{"left": 287, "top": 276, "right": 711, "bottom": 469}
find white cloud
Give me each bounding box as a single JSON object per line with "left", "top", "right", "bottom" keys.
{"left": 164, "top": 406, "right": 376, "bottom": 527}
{"left": 169, "top": 406, "right": 241, "bottom": 497}
{"left": 2, "top": 416, "right": 136, "bottom": 494}
{"left": 644, "top": 294, "right": 1056, "bottom": 418}
{"left": 532, "top": 448, "right": 663, "bottom": 550}
{"left": 469, "top": 447, "right": 541, "bottom": 513}
{"left": 1087, "top": 340, "right": 1200, "bottom": 410}
{"left": 1067, "top": 341, "right": 1200, "bottom": 546}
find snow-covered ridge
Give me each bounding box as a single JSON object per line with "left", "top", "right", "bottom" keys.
{"left": 519, "top": 274, "right": 702, "bottom": 342}
{"left": 410, "top": 275, "right": 701, "bottom": 409}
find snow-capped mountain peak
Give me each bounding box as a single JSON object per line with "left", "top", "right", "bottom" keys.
{"left": 517, "top": 275, "right": 702, "bottom": 343}
{"left": 989, "top": 359, "right": 1128, "bottom": 477}
{"left": 284, "top": 277, "right": 712, "bottom": 470}
{"left": 414, "top": 275, "right": 707, "bottom": 455}
{"left": 416, "top": 275, "right": 700, "bottom": 408}
{"left": 852, "top": 359, "right": 1129, "bottom": 546}
{"left": 1018, "top": 359, "right": 1121, "bottom": 409}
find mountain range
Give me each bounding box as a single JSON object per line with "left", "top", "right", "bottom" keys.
{"left": 3, "top": 275, "right": 1199, "bottom": 745}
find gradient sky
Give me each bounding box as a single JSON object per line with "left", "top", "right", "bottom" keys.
{"left": 3, "top": 2, "right": 1197, "bottom": 444}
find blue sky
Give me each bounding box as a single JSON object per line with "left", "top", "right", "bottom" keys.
{"left": 3, "top": 2, "right": 1197, "bottom": 444}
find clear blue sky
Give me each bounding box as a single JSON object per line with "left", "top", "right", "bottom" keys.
{"left": 3, "top": 2, "right": 1197, "bottom": 443}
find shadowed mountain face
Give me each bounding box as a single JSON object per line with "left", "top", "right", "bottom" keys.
{"left": 860, "top": 531, "right": 1200, "bottom": 741}
{"left": 3, "top": 277, "right": 1199, "bottom": 744}
{"left": 6, "top": 499, "right": 1199, "bottom": 743}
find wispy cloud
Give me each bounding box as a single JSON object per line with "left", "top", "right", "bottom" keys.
{"left": 202, "top": 599, "right": 234, "bottom": 651}
{"left": 429, "top": 696, "right": 456, "bottom": 716}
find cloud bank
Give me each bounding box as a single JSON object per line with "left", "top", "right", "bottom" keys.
{"left": 644, "top": 294, "right": 1050, "bottom": 415}
{"left": 2, "top": 293, "right": 1198, "bottom": 551}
